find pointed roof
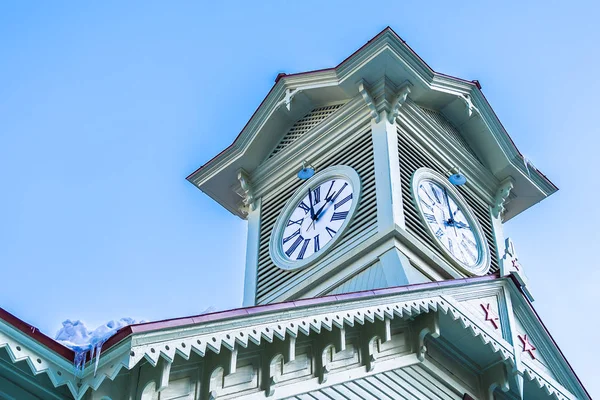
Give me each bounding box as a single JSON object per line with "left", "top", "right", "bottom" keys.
{"left": 187, "top": 27, "right": 557, "bottom": 221}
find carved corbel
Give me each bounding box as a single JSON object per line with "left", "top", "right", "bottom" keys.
{"left": 492, "top": 179, "right": 514, "bottom": 219}
{"left": 501, "top": 237, "right": 532, "bottom": 301}
{"left": 208, "top": 366, "right": 224, "bottom": 400}
{"left": 336, "top": 327, "right": 346, "bottom": 353}
{"left": 228, "top": 346, "right": 238, "bottom": 375}
{"left": 388, "top": 82, "right": 412, "bottom": 123}
{"left": 267, "top": 353, "right": 284, "bottom": 396}
{"left": 460, "top": 94, "right": 479, "bottom": 117}
{"left": 319, "top": 344, "right": 335, "bottom": 383}
{"left": 357, "top": 79, "right": 380, "bottom": 123}
{"left": 157, "top": 359, "right": 172, "bottom": 392}
{"left": 412, "top": 312, "right": 440, "bottom": 362}
{"left": 285, "top": 336, "right": 296, "bottom": 363}
{"left": 236, "top": 169, "right": 256, "bottom": 214}
{"left": 482, "top": 362, "right": 510, "bottom": 400}
{"left": 274, "top": 87, "right": 302, "bottom": 112}
{"left": 365, "top": 335, "right": 380, "bottom": 372}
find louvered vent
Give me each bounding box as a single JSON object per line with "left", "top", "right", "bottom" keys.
{"left": 269, "top": 104, "right": 346, "bottom": 158}
{"left": 256, "top": 128, "right": 377, "bottom": 304}
{"left": 398, "top": 125, "right": 499, "bottom": 274}
{"left": 419, "top": 107, "right": 480, "bottom": 161}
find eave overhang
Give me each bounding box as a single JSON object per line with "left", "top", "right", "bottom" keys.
{"left": 0, "top": 274, "right": 590, "bottom": 399}
{"left": 186, "top": 27, "right": 557, "bottom": 221}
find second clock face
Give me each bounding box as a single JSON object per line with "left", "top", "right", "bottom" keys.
{"left": 282, "top": 178, "right": 354, "bottom": 261}
{"left": 416, "top": 179, "right": 480, "bottom": 267}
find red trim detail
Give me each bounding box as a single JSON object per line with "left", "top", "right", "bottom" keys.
{"left": 186, "top": 26, "right": 557, "bottom": 191}
{"left": 0, "top": 308, "right": 75, "bottom": 361}
{"left": 507, "top": 274, "right": 591, "bottom": 398}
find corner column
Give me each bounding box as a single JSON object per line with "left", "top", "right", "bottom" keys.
{"left": 371, "top": 110, "right": 405, "bottom": 232}
{"left": 242, "top": 197, "right": 261, "bottom": 307}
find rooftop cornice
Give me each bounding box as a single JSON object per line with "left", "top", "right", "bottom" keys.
{"left": 187, "top": 26, "right": 556, "bottom": 208}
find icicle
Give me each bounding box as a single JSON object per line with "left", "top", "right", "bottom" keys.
{"left": 94, "top": 340, "right": 105, "bottom": 376}
{"left": 55, "top": 317, "right": 143, "bottom": 376}
{"left": 73, "top": 347, "right": 87, "bottom": 374}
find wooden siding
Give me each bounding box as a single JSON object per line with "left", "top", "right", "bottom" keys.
{"left": 397, "top": 123, "right": 499, "bottom": 274}
{"left": 285, "top": 364, "right": 462, "bottom": 400}
{"left": 327, "top": 262, "right": 387, "bottom": 295}
{"left": 256, "top": 127, "right": 377, "bottom": 304}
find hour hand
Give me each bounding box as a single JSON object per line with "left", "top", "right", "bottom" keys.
{"left": 307, "top": 188, "right": 316, "bottom": 220}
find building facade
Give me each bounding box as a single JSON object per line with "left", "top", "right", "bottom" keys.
{"left": 0, "top": 28, "right": 590, "bottom": 399}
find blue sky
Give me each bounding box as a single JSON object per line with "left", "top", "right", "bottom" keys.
{"left": 1, "top": 1, "right": 597, "bottom": 396}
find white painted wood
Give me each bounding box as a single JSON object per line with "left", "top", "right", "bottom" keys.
{"left": 371, "top": 110, "right": 405, "bottom": 231}
{"left": 243, "top": 197, "right": 261, "bottom": 307}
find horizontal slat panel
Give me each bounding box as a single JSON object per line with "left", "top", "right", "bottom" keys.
{"left": 285, "top": 364, "right": 461, "bottom": 399}
{"left": 256, "top": 128, "right": 377, "bottom": 303}
{"left": 398, "top": 123, "right": 499, "bottom": 274}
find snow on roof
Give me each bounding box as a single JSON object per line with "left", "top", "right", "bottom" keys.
{"left": 55, "top": 318, "right": 141, "bottom": 374}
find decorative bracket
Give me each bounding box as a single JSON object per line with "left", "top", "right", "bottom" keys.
{"left": 500, "top": 237, "right": 532, "bottom": 301}
{"left": 492, "top": 178, "right": 514, "bottom": 219}
{"left": 482, "top": 362, "right": 510, "bottom": 400}
{"left": 275, "top": 88, "right": 302, "bottom": 112}
{"left": 412, "top": 313, "right": 440, "bottom": 362}
{"left": 388, "top": 82, "right": 412, "bottom": 123}
{"left": 236, "top": 169, "right": 256, "bottom": 214}
{"left": 460, "top": 94, "right": 479, "bottom": 117}
{"left": 357, "top": 79, "right": 380, "bottom": 123}
{"left": 157, "top": 359, "right": 172, "bottom": 392}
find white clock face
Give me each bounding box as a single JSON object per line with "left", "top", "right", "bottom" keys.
{"left": 417, "top": 179, "right": 480, "bottom": 267}
{"left": 282, "top": 178, "right": 353, "bottom": 261}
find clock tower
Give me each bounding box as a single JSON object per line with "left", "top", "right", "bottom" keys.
{"left": 187, "top": 29, "right": 553, "bottom": 307}
{"left": 0, "top": 27, "right": 589, "bottom": 400}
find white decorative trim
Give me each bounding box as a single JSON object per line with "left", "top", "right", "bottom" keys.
{"left": 236, "top": 169, "right": 255, "bottom": 214}
{"left": 3, "top": 278, "right": 580, "bottom": 399}
{"left": 268, "top": 165, "right": 363, "bottom": 271}
{"left": 460, "top": 94, "right": 479, "bottom": 117}
{"left": 492, "top": 178, "right": 514, "bottom": 219}
{"left": 0, "top": 321, "right": 79, "bottom": 398}
{"left": 388, "top": 82, "right": 412, "bottom": 123}
{"left": 357, "top": 79, "right": 379, "bottom": 122}
{"left": 500, "top": 237, "right": 532, "bottom": 301}
{"left": 410, "top": 168, "right": 492, "bottom": 276}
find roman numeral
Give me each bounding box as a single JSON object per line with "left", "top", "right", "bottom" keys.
{"left": 419, "top": 185, "right": 436, "bottom": 205}
{"left": 297, "top": 238, "right": 311, "bottom": 260}
{"left": 326, "top": 226, "right": 337, "bottom": 238}
{"left": 448, "top": 238, "right": 454, "bottom": 254}
{"left": 423, "top": 212, "right": 437, "bottom": 224}
{"left": 432, "top": 186, "right": 442, "bottom": 204}
{"left": 435, "top": 228, "right": 444, "bottom": 239}
{"left": 334, "top": 193, "right": 352, "bottom": 210}
{"left": 420, "top": 200, "right": 434, "bottom": 212}
{"left": 312, "top": 186, "right": 321, "bottom": 203}
{"left": 331, "top": 211, "right": 348, "bottom": 221}
{"left": 298, "top": 201, "right": 310, "bottom": 214}
{"left": 461, "top": 240, "right": 477, "bottom": 261}
{"left": 330, "top": 182, "right": 348, "bottom": 203}
{"left": 282, "top": 229, "right": 301, "bottom": 244}
{"left": 325, "top": 180, "right": 336, "bottom": 200}
{"left": 285, "top": 235, "right": 304, "bottom": 257}
{"left": 287, "top": 218, "right": 303, "bottom": 227}
{"left": 461, "top": 234, "right": 476, "bottom": 247}
{"left": 314, "top": 235, "right": 320, "bottom": 253}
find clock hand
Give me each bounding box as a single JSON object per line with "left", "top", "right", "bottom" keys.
{"left": 313, "top": 191, "right": 336, "bottom": 220}
{"left": 307, "top": 188, "right": 316, "bottom": 220}
{"left": 454, "top": 221, "right": 470, "bottom": 229}
{"left": 443, "top": 187, "right": 458, "bottom": 236}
